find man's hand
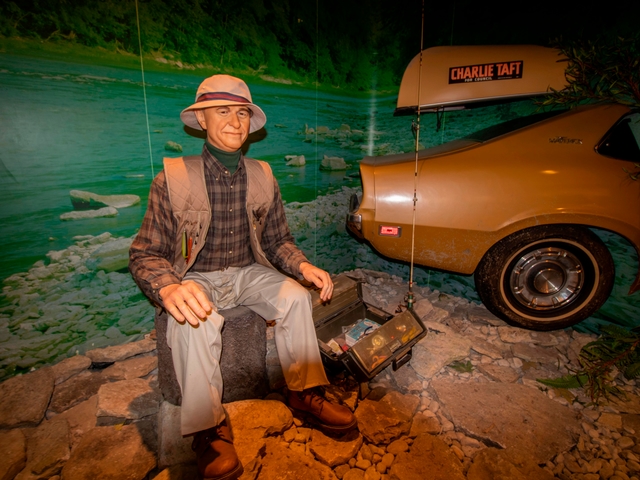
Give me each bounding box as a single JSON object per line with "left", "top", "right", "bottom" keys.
{"left": 299, "top": 262, "right": 333, "bottom": 302}
{"left": 160, "top": 280, "right": 213, "bottom": 326}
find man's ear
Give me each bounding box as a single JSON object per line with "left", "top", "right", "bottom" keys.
{"left": 194, "top": 110, "right": 207, "bottom": 130}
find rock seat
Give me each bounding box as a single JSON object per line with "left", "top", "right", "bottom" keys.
{"left": 155, "top": 306, "right": 269, "bottom": 405}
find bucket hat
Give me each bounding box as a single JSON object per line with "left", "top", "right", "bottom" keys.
{"left": 180, "top": 75, "right": 267, "bottom": 133}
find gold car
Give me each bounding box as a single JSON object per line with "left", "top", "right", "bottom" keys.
{"left": 347, "top": 45, "right": 640, "bottom": 330}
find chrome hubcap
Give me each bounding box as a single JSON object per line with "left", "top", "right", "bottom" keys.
{"left": 509, "top": 247, "right": 584, "bottom": 311}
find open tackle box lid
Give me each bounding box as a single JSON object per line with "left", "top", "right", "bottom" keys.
{"left": 310, "top": 274, "right": 427, "bottom": 383}
{"left": 395, "top": 45, "right": 568, "bottom": 115}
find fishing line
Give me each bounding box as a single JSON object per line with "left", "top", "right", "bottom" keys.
{"left": 407, "top": 0, "right": 425, "bottom": 309}
{"left": 135, "top": 0, "right": 155, "bottom": 179}
{"left": 313, "top": 0, "right": 319, "bottom": 265}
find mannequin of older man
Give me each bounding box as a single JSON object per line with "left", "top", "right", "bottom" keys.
{"left": 129, "top": 75, "right": 356, "bottom": 480}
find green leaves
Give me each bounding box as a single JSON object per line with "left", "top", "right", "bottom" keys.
{"left": 540, "top": 324, "right": 640, "bottom": 404}
{"left": 448, "top": 360, "right": 473, "bottom": 373}
{"left": 539, "top": 36, "right": 640, "bottom": 110}
{"left": 537, "top": 373, "right": 588, "bottom": 390}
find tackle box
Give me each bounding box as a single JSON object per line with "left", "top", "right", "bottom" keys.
{"left": 310, "top": 274, "right": 427, "bottom": 383}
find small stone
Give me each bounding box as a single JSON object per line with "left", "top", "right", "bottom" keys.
{"left": 296, "top": 427, "right": 312, "bottom": 442}
{"left": 360, "top": 444, "right": 373, "bottom": 461}
{"left": 619, "top": 437, "right": 636, "bottom": 449}
{"left": 600, "top": 413, "right": 624, "bottom": 430}
{"left": 588, "top": 458, "right": 603, "bottom": 473}
{"left": 335, "top": 464, "right": 351, "bottom": 479}
{"left": 289, "top": 441, "right": 306, "bottom": 455}
{"left": 344, "top": 468, "right": 365, "bottom": 480}
{"left": 601, "top": 464, "right": 616, "bottom": 478}
{"left": 450, "top": 445, "right": 464, "bottom": 461}
{"left": 283, "top": 427, "right": 297, "bottom": 443}
{"left": 440, "top": 418, "right": 454, "bottom": 432}
{"left": 386, "top": 440, "right": 409, "bottom": 455}
{"left": 364, "top": 465, "right": 381, "bottom": 480}
{"left": 565, "top": 457, "right": 584, "bottom": 473}
{"left": 380, "top": 453, "right": 394, "bottom": 467}
{"left": 356, "top": 459, "right": 372, "bottom": 470}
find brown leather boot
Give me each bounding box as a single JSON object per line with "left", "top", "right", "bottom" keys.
{"left": 191, "top": 421, "right": 243, "bottom": 480}
{"left": 287, "top": 387, "right": 357, "bottom": 434}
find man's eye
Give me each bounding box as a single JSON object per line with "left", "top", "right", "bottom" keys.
{"left": 217, "top": 109, "right": 230, "bottom": 116}
{"left": 238, "top": 111, "right": 249, "bottom": 118}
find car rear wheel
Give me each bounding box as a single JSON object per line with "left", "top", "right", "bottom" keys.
{"left": 474, "top": 225, "right": 614, "bottom": 330}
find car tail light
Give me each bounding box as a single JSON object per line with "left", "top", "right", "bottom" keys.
{"left": 379, "top": 226, "right": 402, "bottom": 237}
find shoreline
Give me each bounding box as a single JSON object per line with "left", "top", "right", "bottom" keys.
{"left": 0, "top": 36, "right": 398, "bottom": 98}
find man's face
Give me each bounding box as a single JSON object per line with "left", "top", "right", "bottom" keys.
{"left": 195, "top": 106, "right": 251, "bottom": 152}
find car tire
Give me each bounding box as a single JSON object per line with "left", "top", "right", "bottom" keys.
{"left": 474, "top": 225, "right": 614, "bottom": 331}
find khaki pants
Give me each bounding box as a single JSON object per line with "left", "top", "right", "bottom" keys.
{"left": 166, "top": 263, "right": 329, "bottom": 436}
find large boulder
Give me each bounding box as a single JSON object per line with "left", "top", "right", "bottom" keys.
{"left": 69, "top": 190, "right": 140, "bottom": 210}
{"left": 252, "top": 437, "right": 337, "bottom": 480}
{"left": 225, "top": 399, "right": 293, "bottom": 466}
{"left": 60, "top": 206, "right": 118, "bottom": 220}
{"left": 389, "top": 433, "right": 466, "bottom": 480}
{"left": 85, "top": 236, "right": 133, "bottom": 272}
{"left": 0, "top": 367, "right": 54, "bottom": 428}
{"left": 285, "top": 155, "right": 306, "bottom": 166}
{"left": 319, "top": 155, "right": 347, "bottom": 171}
{"left": 431, "top": 379, "right": 581, "bottom": 464}
{"left": 155, "top": 307, "right": 268, "bottom": 407}
{"left": 410, "top": 320, "right": 472, "bottom": 379}
{"left": 0, "top": 429, "right": 27, "bottom": 480}
{"left": 60, "top": 424, "right": 156, "bottom": 480}
{"left": 354, "top": 390, "right": 419, "bottom": 444}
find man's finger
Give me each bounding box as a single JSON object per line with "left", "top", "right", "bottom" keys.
{"left": 166, "top": 302, "right": 186, "bottom": 323}
{"left": 182, "top": 303, "right": 201, "bottom": 327}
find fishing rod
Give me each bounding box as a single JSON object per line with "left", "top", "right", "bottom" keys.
{"left": 406, "top": 0, "right": 425, "bottom": 310}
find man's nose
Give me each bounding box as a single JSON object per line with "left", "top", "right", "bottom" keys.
{"left": 228, "top": 113, "right": 241, "bottom": 128}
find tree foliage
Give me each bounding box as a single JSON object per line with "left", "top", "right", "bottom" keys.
{"left": 0, "top": 0, "right": 422, "bottom": 91}
{"left": 539, "top": 35, "right": 640, "bottom": 109}
{"left": 538, "top": 325, "right": 640, "bottom": 404}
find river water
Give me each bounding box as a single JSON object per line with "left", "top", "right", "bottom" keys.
{"left": 0, "top": 53, "right": 638, "bottom": 332}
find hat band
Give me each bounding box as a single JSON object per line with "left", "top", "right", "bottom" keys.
{"left": 196, "top": 92, "right": 250, "bottom": 104}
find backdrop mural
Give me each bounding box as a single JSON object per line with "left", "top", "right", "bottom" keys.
{"left": 0, "top": 0, "right": 638, "bottom": 379}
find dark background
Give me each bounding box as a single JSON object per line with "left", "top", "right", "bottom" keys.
{"left": 2, "top": 0, "right": 639, "bottom": 92}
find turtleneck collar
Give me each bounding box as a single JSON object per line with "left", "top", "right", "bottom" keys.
{"left": 205, "top": 141, "right": 241, "bottom": 173}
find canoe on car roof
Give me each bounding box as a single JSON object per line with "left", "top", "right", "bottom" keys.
{"left": 395, "top": 45, "right": 568, "bottom": 115}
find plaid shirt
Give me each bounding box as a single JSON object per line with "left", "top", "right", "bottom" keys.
{"left": 129, "top": 146, "right": 309, "bottom": 304}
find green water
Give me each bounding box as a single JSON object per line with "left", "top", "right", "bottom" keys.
{"left": 0, "top": 53, "right": 404, "bottom": 280}
{"left": 0, "top": 53, "right": 638, "bottom": 332}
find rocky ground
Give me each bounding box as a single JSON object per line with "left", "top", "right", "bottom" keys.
{"left": 2, "top": 269, "right": 640, "bottom": 480}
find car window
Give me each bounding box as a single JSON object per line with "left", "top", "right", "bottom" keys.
{"left": 596, "top": 112, "right": 640, "bottom": 161}
{"left": 462, "top": 109, "right": 567, "bottom": 143}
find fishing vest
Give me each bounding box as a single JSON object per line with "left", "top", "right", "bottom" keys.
{"left": 163, "top": 155, "right": 276, "bottom": 279}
